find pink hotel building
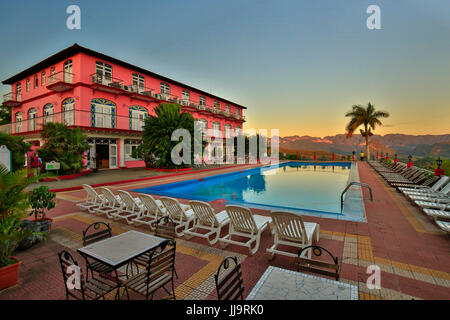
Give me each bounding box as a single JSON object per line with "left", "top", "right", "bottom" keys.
{"left": 1, "top": 44, "right": 245, "bottom": 169}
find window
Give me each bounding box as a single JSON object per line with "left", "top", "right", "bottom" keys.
{"left": 214, "top": 101, "right": 220, "bottom": 111}
{"left": 199, "top": 96, "right": 206, "bottom": 106}
{"left": 43, "top": 104, "right": 54, "bottom": 123}
{"left": 64, "top": 60, "right": 73, "bottom": 83}
{"left": 26, "top": 79, "right": 30, "bottom": 91}
{"left": 62, "top": 97, "right": 75, "bottom": 125}
{"left": 182, "top": 90, "right": 190, "bottom": 102}
{"left": 124, "top": 140, "right": 142, "bottom": 161}
{"left": 160, "top": 82, "right": 170, "bottom": 94}
{"left": 28, "top": 108, "right": 37, "bottom": 131}
{"left": 16, "top": 83, "right": 21, "bottom": 101}
{"left": 224, "top": 124, "right": 232, "bottom": 138}
{"left": 41, "top": 71, "right": 46, "bottom": 86}
{"left": 15, "top": 112, "right": 22, "bottom": 133}
{"left": 34, "top": 75, "right": 38, "bottom": 88}
{"left": 132, "top": 73, "right": 145, "bottom": 92}
{"left": 235, "top": 108, "right": 240, "bottom": 118}
{"left": 91, "top": 98, "right": 115, "bottom": 128}
{"left": 129, "top": 106, "right": 147, "bottom": 131}
{"left": 212, "top": 121, "right": 220, "bottom": 132}
{"left": 95, "top": 61, "right": 113, "bottom": 85}
{"left": 50, "top": 67, "right": 56, "bottom": 82}
{"left": 196, "top": 118, "right": 208, "bottom": 133}
{"left": 225, "top": 105, "right": 230, "bottom": 114}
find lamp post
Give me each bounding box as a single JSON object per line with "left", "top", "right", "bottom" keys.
{"left": 386, "top": 153, "right": 389, "bottom": 160}
{"left": 435, "top": 156, "right": 444, "bottom": 176}
{"left": 394, "top": 153, "right": 398, "bottom": 163}
{"left": 352, "top": 150, "right": 355, "bottom": 162}
{"left": 407, "top": 155, "right": 413, "bottom": 168}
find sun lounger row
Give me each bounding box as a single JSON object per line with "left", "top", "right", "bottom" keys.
{"left": 77, "top": 184, "right": 320, "bottom": 257}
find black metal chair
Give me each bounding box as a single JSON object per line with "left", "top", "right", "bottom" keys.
{"left": 58, "top": 250, "right": 119, "bottom": 300}
{"left": 80, "top": 222, "right": 115, "bottom": 279}
{"left": 133, "top": 216, "right": 179, "bottom": 279}
{"left": 122, "top": 239, "right": 176, "bottom": 300}
{"left": 214, "top": 256, "right": 244, "bottom": 300}
{"left": 297, "top": 245, "right": 340, "bottom": 281}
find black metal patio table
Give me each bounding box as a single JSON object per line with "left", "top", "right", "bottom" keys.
{"left": 77, "top": 230, "right": 167, "bottom": 299}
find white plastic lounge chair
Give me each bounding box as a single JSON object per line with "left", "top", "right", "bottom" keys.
{"left": 219, "top": 205, "right": 271, "bottom": 255}
{"left": 184, "top": 200, "right": 230, "bottom": 245}
{"left": 414, "top": 199, "right": 449, "bottom": 210}
{"left": 131, "top": 194, "right": 167, "bottom": 230}
{"left": 76, "top": 184, "right": 106, "bottom": 213}
{"left": 95, "top": 187, "right": 124, "bottom": 218}
{"left": 423, "top": 207, "right": 450, "bottom": 221}
{"left": 115, "top": 190, "right": 142, "bottom": 224}
{"left": 406, "top": 183, "right": 450, "bottom": 200}
{"left": 267, "top": 211, "right": 320, "bottom": 260}
{"left": 436, "top": 220, "right": 450, "bottom": 233}
{"left": 399, "top": 176, "right": 449, "bottom": 194}
{"left": 159, "top": 197, "right": 196, "bottom": 237}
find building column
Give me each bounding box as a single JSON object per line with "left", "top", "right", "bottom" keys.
{"left": 119, "top": 137, "right": 125, "bottom": 168}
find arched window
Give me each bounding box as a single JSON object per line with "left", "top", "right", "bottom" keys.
{"left": 224, "top": 124, "right": 232, "bottom": 138}
{"left": 129, "top": 106, "right": 148, "bottom": 131}
{"left": 28, "top": 108, "right": 37, "bottom": 131}
{"left": 62, "top": 97, "right": 75, "bottom": 125}
{"left": 91, "top": 98, "right": 116, "bottom": 128}
{"left": 43, "top": 104, "right": 54, "bottom": 124}
{"left": 15, "top": 112, "right": 22, "bottom": 133}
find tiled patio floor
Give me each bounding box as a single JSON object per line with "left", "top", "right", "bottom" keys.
{"left": 1, "top": 162, "right": 449, "bottom": 300}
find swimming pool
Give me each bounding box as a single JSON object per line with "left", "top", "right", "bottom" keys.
{"left": 133, "top": 162, "right": 365, "bottom": 221}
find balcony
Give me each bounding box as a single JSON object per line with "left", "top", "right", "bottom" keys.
{"left": 127, "top": 85, "right": 159, "bottom": 102}
{"left": 2, "top": 92, "right": 22, "bottom": 107}
{"left": 8, "top": 110, "right": 148, "bottom": 135}
{"left": 90, "top": 74, "right": 127, "bottom": 94}
{"left": 47, "top": 71, "right": 75, "bottom": 92}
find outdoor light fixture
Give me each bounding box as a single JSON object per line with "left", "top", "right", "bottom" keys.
{"left": 408, "top": 155, "right": 412, "bottom": 162}
{"left": 436, "top": 156, "right": 442, "bottom": 169}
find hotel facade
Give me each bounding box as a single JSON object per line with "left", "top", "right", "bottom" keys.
{"left": 1, "top": 44, "right": 245, "bottom": 169}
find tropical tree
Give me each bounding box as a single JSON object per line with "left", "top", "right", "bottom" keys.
{"left": 0, "top": 132, "right": 31, "bottom": 171}
{"left": 140, "top": 103, "right": 198, "bottom": 169}
{"left": 0, "top": 105, "right": 11, "bottom": 125}
{"left": 345, "top": 102, "right": 389, "bottom": 160}
{"left": 38, "top": 122, "right": 89, "bottom": 174}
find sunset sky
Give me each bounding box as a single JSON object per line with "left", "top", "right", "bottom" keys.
{"left": 1, "top": 0, "right": 449, "bottom": 137}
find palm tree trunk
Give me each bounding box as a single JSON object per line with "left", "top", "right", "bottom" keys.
{"left": 365, "top": 136, "right": 370, "bottom": 161}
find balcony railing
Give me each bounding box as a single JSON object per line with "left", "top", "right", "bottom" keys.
{"left": 7, "top": 110, "right": 150, "bottom": 135}
{"left": 2, "top": 92, "right": 22, "bottom": 107}
{"left": 47, "top": 71, "right": 75, "bottom": 92}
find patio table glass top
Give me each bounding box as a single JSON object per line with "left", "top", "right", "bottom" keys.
{"left": 77, "top": 230, "right": 166, "bottom": 267}
{"left": 246, "top": 266, "right": 358, "bottom": 300}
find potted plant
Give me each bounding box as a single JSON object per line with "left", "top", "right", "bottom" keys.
{"left": 19, "top": 186, "right": 56, "bottom": 249}
{"left": 0, "top": 165, "right": 44, "bottom": 290}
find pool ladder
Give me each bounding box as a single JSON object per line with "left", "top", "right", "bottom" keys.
{"left": 341, "top": 182, "right": 373, "bottom": 212}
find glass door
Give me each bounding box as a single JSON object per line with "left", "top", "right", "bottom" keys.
{"left": 64, "top": 60, "right": 73, "bottom": 83}
{"left": 109, "top": 144, "right": 118, "bottom": 168}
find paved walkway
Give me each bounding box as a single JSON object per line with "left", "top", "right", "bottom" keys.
{"left": 1, "top": 162, "right": 449, "bottom": 300}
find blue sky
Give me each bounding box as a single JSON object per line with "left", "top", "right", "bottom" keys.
{"left": 1, "top": 0, "right": 449, "bottom": 136}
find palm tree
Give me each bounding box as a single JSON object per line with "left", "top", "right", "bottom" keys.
{"left": 345, "top": 102, "right": 389, "bottom": 160}
{"left": 141, "top": 103, "right": 198, "bottom": 168}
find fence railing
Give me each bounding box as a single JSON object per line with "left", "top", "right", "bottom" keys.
{"left": 48, "top": 71, "right": 74, "bottom": 85}
{"left": 3, "top": 92, "right": 21, "bottom": 103}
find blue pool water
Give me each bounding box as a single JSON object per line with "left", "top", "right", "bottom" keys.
{"left": 133, "top": 162, "right": 365, "bottom": 221}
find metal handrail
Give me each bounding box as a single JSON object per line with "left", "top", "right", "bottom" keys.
{"left": 341, "top": 182, "right": 373, "bottom": 212}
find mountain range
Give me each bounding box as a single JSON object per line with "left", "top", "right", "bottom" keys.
{"left": 276, "top": 134, "right": 450, "bottom": 157}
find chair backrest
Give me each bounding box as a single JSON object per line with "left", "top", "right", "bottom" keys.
{"left": 270, "top": 211, "right": 307, "bottom": 243}
{"left": 189, "top": 200, "right": 219, "bottom": 227}
{"left": 82, "top": 184, "right": 98, "bottom": 201}
{"left": 214, "top": 256, "right": 244, "bottom": 300}
{"left": 143, "top": 239, "right": 176, "bottom": 292}
{"left": 160, "top": 197, "right": 187, "bottom": 221}
{"left": 225, "top": 205, "right": 257, "bottom": 234}
{"left": 297, "top": 245, "right": 340, "bottom": 281}
{"left": 154, "top": 216, "right": 176, "bottom": 240}
{"left": 432, "top": 176, "right": 450, "bottom": 191}
{"left": 99, "top": 187, "right": 120, "bottom": 207}
{"left": 138, "top": 194, "right": 162, "bottom": 218}
{"left": 118, "top": 190, "right": 139, "bottom": 212}
{"left": 82, "top": 221, "right": 112, "bottom": 246}
{"left": 423, "top": 176, "right": 439, "bottom": 187}
{"left": 58, "top": 250, "right": 85, "bottom": 300}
